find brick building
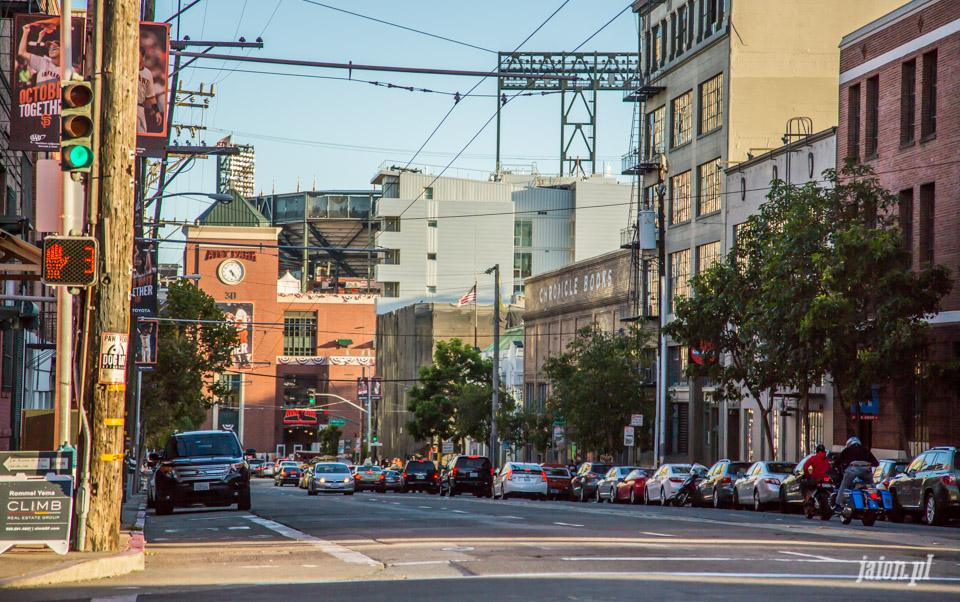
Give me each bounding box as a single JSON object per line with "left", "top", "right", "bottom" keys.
{"left": 837, "top": 0, "right": 960, "bottom": 456}
{"left": 183, "top": 197, "right": 376, "bottom": 458}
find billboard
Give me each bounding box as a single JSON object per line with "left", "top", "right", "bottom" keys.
{"left": 137, "top": 22, "right": 170, "bottom": 157}
{"left": 10, "top": 14, "right": 85, "bottom": 152}
{"left": 218, "top": 302, "right": 253, "bottom": 371}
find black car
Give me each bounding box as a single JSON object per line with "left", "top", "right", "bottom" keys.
{"left": 888, "top": 446, "right": 960, "bottom": 525}
{"left": 570, "top": 462, "right": 614, "bottom": 503}
{"left": 151, "top": 430, "right": 251, "bottom": 516}
{"left": 401, "top": 459, "right": 439, "bottom": 493}
{"left": 439, "top": 455, "right": 493, "bottom": 497}
{"left": 779, "top": 452, "right": 839, "bottom": 513}
{"left": 698, "top": 460, "right": 753, "bottom": 508}
{"left": 274, "top": 461, "right": 301, "bottom": 486}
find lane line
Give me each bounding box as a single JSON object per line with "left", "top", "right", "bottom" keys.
{"left": 563, "top": 557, "right": 734, "bottom": 562}
{"left": 640, "top": 531, "right": 674, "bottom": 537}
{"left": 778, "top": 550, "right": 850, "bottom": 563}
{"left": 554, "top": 522, "right": 584, "bottom": 527}
{"left": 389, "top": 560, "right": 451, "bottom": 566}
{"left": 91, "top": 596, "right": 139, "bottom": 602}
{"left": 452, "top": 510, "right": 468, "bottom": 514}
{"left": 244, "top": 515, "right": 382, "bottom": 567}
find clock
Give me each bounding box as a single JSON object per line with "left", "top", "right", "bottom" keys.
{"left": 217, "top": 259, "right": 245, "bottom": 285}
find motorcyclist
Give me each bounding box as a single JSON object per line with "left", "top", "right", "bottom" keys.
{"left": 833, "top": 437, "right": 879, "bottom": 510}
{"left": 798, "top": 444, "right": 830, "bottom": 501}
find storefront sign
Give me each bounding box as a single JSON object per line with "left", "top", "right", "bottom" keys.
{"left": 536, "top": 268, "right": 615, "bottom": 306}
{"left": 283, "top": 409, "right": 317, "bottom": 425}
{"left": 98, "top": 333, "right": 128, "bottom": 385}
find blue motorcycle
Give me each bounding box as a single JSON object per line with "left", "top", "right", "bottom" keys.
{"left": 838, "top": 482, "right": 892, "bottom": 527}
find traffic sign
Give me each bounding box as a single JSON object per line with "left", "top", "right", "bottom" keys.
{"left": 329, "top": 419, "right": 346, "bottom": 426}
{"left": 553, "top": 426, "right": 564, "bottom": 440}
{"left": 42, "top": 236, "right": 98, "bottom": 287}
{"left": 623, "top": 426, "right": 635, "bottom": 447}
{"left": 630, "top": 414, "right": 644, "bottom": 427}
{"left": 441, "top": 441, "right": 454, "bottom": 454}
{"left": 0, "top": 452, "right": 73, "bottom": 478}
{"left": 369, "top": 442, "right": 383, "bottom": 447}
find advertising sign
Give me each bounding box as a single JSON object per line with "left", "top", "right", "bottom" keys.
{"left": 217, "top": 302, "right": 253, "bottom": 371}
{"left": 0, "top": 451, "right": 73, "bottom": 478}
{"left": 0, "top": 475, "right": 73, "bottom": 555}
{"left": 371, "top": 377, "right": 382, "bottom": 400}
{"left": 855, "top": 385, "right": 880, "bottom": 421}
{"left": 553, "top": 426, "right": 564, "bottom": 441}
{"left": 357, "top": 378, "right": 368, "bottom": 399}
{"left": 337, "top": 440, "right": 345, "bottom": 455}
{"left": 132, "top": 240, "right": 158, "bottom": 317}
{"left": 283, "top": 409, "right": 317, "bottom": 425}
{"left": 98, "top": 332, "right": 128, "bottom": 385}
{"left": 136, "top": 22, "right": 171, "bottom": 157}
{"left": 623, "top": 426, "right": 635, "bottom": 447}
{"left": 10, "top": 14, "right": 85, "bottom": 152}
{"left": 135, "top": 319, "right": 158, "bottom": 365}
{"left": 689, "top": 341, "right": 717, "bottom": 366}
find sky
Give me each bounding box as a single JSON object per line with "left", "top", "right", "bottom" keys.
{"left": 143, "top": 1, "right": 640, "bottom": 263}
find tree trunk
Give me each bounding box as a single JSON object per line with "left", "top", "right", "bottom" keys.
{"left": 758, "top": 389, "right": 777, "bottom": 461}
{"left": 84, "top": 0, "right": 138, "bottom": 552}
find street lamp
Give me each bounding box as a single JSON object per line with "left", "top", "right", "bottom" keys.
{"left": 484, "top": 264, "right": 500, "bottom": 469}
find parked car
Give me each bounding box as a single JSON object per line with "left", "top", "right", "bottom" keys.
{"left": 644, "top": 464, "right": 693, "bottom": 505}
{"left": 542, "top": 465, "right": 572, "bottom": 500}
{"left": 354, "top": 465, "right": 384, "bottom": 492}
{"left": 874, "top": 459, "right": 910, "bottom": 492}
{"left": 493, "top": 463, "right": 547, "bottom": 500}
{"left": 150, "top": 430, "right": 251, "bottom": 515}
{"left": 248, "top": 458, "right": 265, "bottom": 477}
{"left": 307, "top": 462, "right": 355, "bottom": 496}
{"left": 732, "top": 461, "right": 795, "bottom": 511}
{"left": 887, "top": 446, "right": 960, "bottom": 525}
{"left": 570, "top": 462, "right": 614, "bottom": 503}
{"left": 439, "top": 455, "right": 493, "bottom": 498}
{"left": 596, "top": 466, "right": 642, "bottom": 503}
{"left": 614, "top": 468, "right": 653, "bottom": 504}
{"left": 274, "top": 461, "right": 301, "bottom": 487}
{"left": 381, "top": 469, "right": 402, "bottom": 492}
{"left": 698, "top": 460, "right": 753, "bottom": 509}
{"left": 779, "top": 453, "right": 840, "bottom": 513}
{"left": 401, "top": 459, "right": 439, "bottom": 493}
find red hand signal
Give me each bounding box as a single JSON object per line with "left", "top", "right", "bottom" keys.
{"left": 45, "top": 243, "right": 70, "bottom": 280}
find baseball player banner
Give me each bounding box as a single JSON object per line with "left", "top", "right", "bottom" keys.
{"left": 136, "top": 22, "right": 170, "bottom": 157}
{"left": 10, "top": 14, "right": 85, "bottom": 152}
{"left": 135, "top": 319, "right": 158, "bottom": 365}
{"left": 218, "top": 302, "right": 254, "bottom": 372}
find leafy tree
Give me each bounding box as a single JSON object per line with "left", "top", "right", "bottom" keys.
{"left": 141, "top": 280, "right": 238, "bottom": 447}
{"left": 521, "top": 408, "right": 554, "bottom": 456}
{"left": 318, "top": 425, "right": 342, "bottom": 456}
{"left": 542, "top": 324, "right": 655, "bottom": 457}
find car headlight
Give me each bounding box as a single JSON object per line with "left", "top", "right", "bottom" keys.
{"left": 344, "top": 477, "right": 351, "bottom": 483}
{"left": 319, "top": 477, "right": 326, "bottom": 483}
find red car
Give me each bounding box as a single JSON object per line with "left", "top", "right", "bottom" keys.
{"left": 542, "top": 464, "right": 572, "bottom": 500}
{"left": 615, "top": 468, "right": 654, "bottom": 504}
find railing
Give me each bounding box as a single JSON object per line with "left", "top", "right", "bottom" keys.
{"left": 620, "top": 226, "right": 637, "bottom": 248}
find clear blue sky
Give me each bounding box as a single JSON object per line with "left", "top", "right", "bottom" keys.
{"left": 145, "top": 1, "right": 638, "bottom": 262}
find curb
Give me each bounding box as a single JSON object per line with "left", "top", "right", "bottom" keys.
{"left": 0, "top": 499, "right": 147, "bottom": 589}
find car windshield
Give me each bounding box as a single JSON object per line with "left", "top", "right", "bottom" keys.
{"left": 671, "top": 465, "right": 693, "bottom": 474}
{"left": 768, "top": 463, "right": 795, "bottom": 474}
{"left": 543, "top": 467, "right": 570, "bottom": 477}
{"left": 406, "top": 461, "right": 435, "bottom": 471}
{"left": 589, "top": 464, "right": 613, "bottom": 475}
{"left": 619, "top": 467, "right": 641, "bottom": 476}
{"left": 384, "top": 470, "right": 399, "bottom": 477}
{"left": 890, "top": 463, "right": 909, "bottom": 475}
{"left": 164, "top": 434, "right": 241, "bottom": 459}
{"left": 361, "top": 466, "right": 381, "bottom": 472}
{"left": 281, "top": 461, "right": 298, "bottom": 467}
{"left": 728, "top": 462, "right": 752, "bottom": 475}
{"left": 512, "top": 464, "right": 540, "bottom": 471}
{"left": 456, "top": 457, "right": 491, "bottom": 470}
{"left": 315, "top": 464, "right": 350, "bottom": 474}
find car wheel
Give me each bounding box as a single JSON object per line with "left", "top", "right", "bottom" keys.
{"left": 888, "top": 490, "right": 905, "bottom": 523}
{"left": 345, "top": 491, "right": 354, "bottom": 496}
{"left": 753, "top": 490, "right": 763, "bottom": 512}
{"left": 643, "top": 487, "right": 650, "bottom": 505}
{"left": 660, "top": 488, "right": 666, "bottom": 506}
{"left": 579, "top": 488, "right": 586, "bottom": 503}
{"left": 713, "top": 490, "right": 721, "bottom": 509}
{"left": 732, "top": 490, "right": 741, "bottom": 510}
{"left": 502, "top": 490, "right": 509, "bottom": 500}
{"left": 237, "top": 485, "right": 252, "bottom": 511}
{"left": 778, "top": 488, "right": 789, "bottom": 514}
{"left": 595, "top": 488, "right": 602, "bottom": 503}
{"left": 630, "top": 489, "right": 637, "bottom": 505}
{"left": 924, "top": 491, "right": 945, "bottom": 526}
{"left": 449, "top": 486, "right": 457, "bottom": 498}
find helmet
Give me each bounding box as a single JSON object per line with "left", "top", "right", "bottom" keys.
{"left": 845, "top": 437, "right": 861, "bottom": 447}
{"left": 815, "top": 444, "right": 826, "bottom": 453}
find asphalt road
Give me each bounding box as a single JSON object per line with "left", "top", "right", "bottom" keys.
{"left": 10, "top": 478, "right": 960, "bottom": 601}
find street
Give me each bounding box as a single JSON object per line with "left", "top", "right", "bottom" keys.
{"left": 8, "top": 478, "right": 960, "bottom": 601}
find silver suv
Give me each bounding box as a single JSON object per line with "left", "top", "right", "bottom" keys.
{"left": 888, "top": 446, "right": 959, "bottom": 525}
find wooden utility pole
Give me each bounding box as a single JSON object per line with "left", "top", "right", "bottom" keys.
{"left": 83, "top": 0, "right": 139, "bottom": 552}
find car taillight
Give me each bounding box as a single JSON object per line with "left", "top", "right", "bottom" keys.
{"left": 541, "top": 471, "right": 547, "bottom": 482}
{"left": 722, "top": 477, "right": 732, "bottom": 484}
{"left": 505, "top": 470, "right": 513, "bottom": 481}
{"left": 403, "top": 473, "right": 408, "bottom": 478}
{"left": 490, "top": 468, "right": 495, "bottom": 476}
{"left": 453, "top": 468, "right": 458, "bottom": 478}
{"left": 869, "top": 493, "right": 879, "bottom": 499}
{"left": 943, "top": 474, "right": 957, "bottom": 486}
{"left": 764, "top": 478, "right": 781, "bottom": 485}
{"left": 380, "top": 475, "right": 385, "bottom": 480}
{"left": 823, "top": 477, "right": 831, "bottom": 482}
{"left": 669, "top": 478, "right": 684, "bottom": 483}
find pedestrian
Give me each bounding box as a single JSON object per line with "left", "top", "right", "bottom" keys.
{"left": 833, "top": 437, "right": 879, "bottom": 510}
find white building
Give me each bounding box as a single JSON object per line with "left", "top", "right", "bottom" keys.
{"left": 723, "top": 127, "right": 837, "bottom": 462}
{"left": 481, "top": 325, "right": 524, "bottom": 406}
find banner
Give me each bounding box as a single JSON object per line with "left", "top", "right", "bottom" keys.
{"left": 218, "top": 302, "right": 253, "bottom": 371}
{"left": 10, "top": 14, "right": 85, "bottom": 152}
{"left": 132, "top": 239, "right": 158, "bottom": 317}
{"left": 136, "top": 22, "right": 170, "bottom": 157}
{"left": 135, "top": 319, "right": 158, "bottom": 365}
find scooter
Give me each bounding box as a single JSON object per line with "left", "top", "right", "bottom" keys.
{"left": 673, "top": 465, "right": 708, "bottom": 507}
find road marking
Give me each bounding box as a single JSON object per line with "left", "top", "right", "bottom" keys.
{"left": 563, "top": 557, "right": 733, "bottom": 562}
{"left": 442, "top": 546, "right": 475, "bottom": 551}
{"left": 554, "top": 522, "right": 584, "bottom": 527}
{"left": 244, "top": 516, "right": 381, "bottom": 567}
{"left": 91, "top": 596, "right": 138, "bottom": 602}
{"left": 497, "top": 515, "right": 523, "bottom": 520}
{"left": 452, "top": 510, "right": 468, "bottom": 514}
{"left": 777, "top": 550, "right": 852, "bottom": 563}
{"left": 418, "top": 506, "right": 432, "bottom": 509}
{"left": 228, "top": 526, "right": 251, "bottom": 530}
{"left": 640, "top": 531, "right": 674, "bottom": 537}
{"left": 390, "top": 560, "right": 451, "bottom": 566}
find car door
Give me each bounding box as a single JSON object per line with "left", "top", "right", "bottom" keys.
{"left": 738, "top": 463, "right": 759, "bottom": 500}
{"left": 700, "top": 462, "right": 721, "bottom": 502}
{"left": 919, "top": 452, "right": 946, "bottom": 504}
{"left": 899, "top": 454, "right": 927, "bottom": 508}
{"left": 601, "top": 468, "right": 616, "bottom": 499}
{"left": 647, "top": 466, "right": 665, "bottom": 501}
{"left": 785, "top": 457, "right": 807, "bottom": 503}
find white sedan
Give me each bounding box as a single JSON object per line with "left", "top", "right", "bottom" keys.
{"left": 493, "top": 463, "right": 548, "bottom": 500}
{"left": 731, "top": 461, "right": 795, "bottom": 511}
{"left": 644, "top": 464, "right": 693, "bottom": 505}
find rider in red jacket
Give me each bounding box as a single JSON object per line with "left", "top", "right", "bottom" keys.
{"left": 799, "top": 444, "right": 830, "bottom": 499}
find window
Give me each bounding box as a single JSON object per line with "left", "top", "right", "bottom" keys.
{"left": 899, "top": 188, "right": 913, "bottom": 269}
{"left": 426, "top": 285, "right": 436, "bottom": 294}
{"left": 921, "top": 49, "right": 937, "bottom": 138}
{"left": 646, "top": 105, "right": 665, "bottom": 157}
{"left": 865, "top": 75, "right": 879, "bottom": 157}
{"left": 699, "top": 73, "right": 723, "bottom": 134}
{"left": 847, "top": 83, "right": 861, "bottom": 160}
{"left": 383, "top": 282, "right": 399, "bottom": 297}
{"left": 900, "top": 59, "right": 916, "bottom": 145}
{"left": 283, "top": 311, "right": 317, "bottom": 356}
{"left": 426, "top": 252, "right": 437, "bottom": 261}
{"left": 423, "top": 187, "right": 433, "bottom": 200}
{"left": 672, "top": 92, "right": 692, "bottom": 147}
{"left": 513, "top": 251, "right": 532, "bottom": 280}
{"left": 668, "top": 346, "right": 689, "bottom": 386}
{"left": 671, "top": 170, "right": 691, "bottom": 224}
{"left": 645, "top": 259, "right": 659, "bottom": 317}
{"left": 697, "top": 241, "right": 721, "bottom": 273}
{"left": 919, "top": 183, "right": 935, "bottom": 265}
{"left": 382, "top": 216, "right": 401, "bottom": 232}
{"left": 282, "top": 374, "right": 320, "bottom": 407}
{"left": 652, "top": 24, "right": 662, "bottom": 68}
{"left": 427, "top": 219, "right": 437, "bottom": 228}
{"left": 384, "top": 249, "right": 400, "bottom": 265}
{"left": 698, "top": 158, "right": 721, "bottom": 215}
{"left": 675, "top": 6, "right": 688, "bottom": 56}
{"left": 669, "top": 248, "right": 690, "bottom": 310}
{"left": 525, "top": 383, "right": 534, "bottom": 410}
{"left": 514, "top": 219, "right": 532, "bottom": 247}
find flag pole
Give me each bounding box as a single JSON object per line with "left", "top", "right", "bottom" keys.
{"left": 473, "top": 277, "right": 478, "bottom": 349}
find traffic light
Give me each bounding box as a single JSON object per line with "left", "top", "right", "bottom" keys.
{"left": 41, "top": 236, "right": 98, "bottom": 287}
{"left": 307, "top": 388, "right": 316, "bottom": 405}
{"left": 372, "top": 431, "right": 378, "bottom": 443}
{"left": 60, "top": 81, "right": 94, "bottom": 173}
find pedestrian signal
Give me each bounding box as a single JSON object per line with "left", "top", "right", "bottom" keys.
{"left": 42, "top": 236, "right": 98, "bottom": 287}
{"left": 60, "top": 81, "right": 94, "bottom": 172}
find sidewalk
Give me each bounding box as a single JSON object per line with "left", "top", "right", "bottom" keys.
{"left": 0, "top": 492, "right": 146, "bottom": 589}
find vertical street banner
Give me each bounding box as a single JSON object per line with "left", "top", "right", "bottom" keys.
{"left": 10, "top": 14, "right": 85, "bottom": 151}
{"left": 135, "top": 319, "right": 158, "bottom": 365}
{"left": 132, "top": 239, "right": 158, "bottom": 317}
{"left": 357, "top": 378, "right": 368, "bottom": 399}
{"left": 136, "top": 22, "right": 170, "bottom": 157}
{"left": 218, "top": 302, "right": 253, "bottom": 371}
{"left": 371, "top": 377, "right": 382, "bottom": 400}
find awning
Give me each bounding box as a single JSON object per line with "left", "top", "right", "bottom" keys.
{"left": 0, "top": 231, "right": 41, "bottom": 281}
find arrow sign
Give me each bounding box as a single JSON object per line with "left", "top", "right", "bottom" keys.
{"left": 0, "top": 452, "right": 73, "bottom": 477}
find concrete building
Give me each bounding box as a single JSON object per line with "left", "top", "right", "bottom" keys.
{"left": 837, "top": 0, "right": 960, "bottom": 457}
{"left": 625, "top": 0, "right": 906, "bottom": 465}
{"left": 723, "top": 128, "right": 837, "bottom": 463}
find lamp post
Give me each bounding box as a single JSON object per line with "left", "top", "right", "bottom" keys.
{"left": 484, "top": 264, "right": 500, "bottom": 469}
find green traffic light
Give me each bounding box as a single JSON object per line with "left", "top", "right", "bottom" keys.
{"left": 66, "top": 145, "right": 93, "bottom": 169}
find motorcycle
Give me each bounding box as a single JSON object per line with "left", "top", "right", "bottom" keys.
{"left": 673, "top": 465, "right": 708, "bottom": 507}
{"left": 803, "top": 476, "right": 835, "bottom": 521}
{"left": 838, "top": 480, "right": 892, "bottom": 527}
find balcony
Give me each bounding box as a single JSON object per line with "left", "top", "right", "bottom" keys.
{"left": 623, "top": 75, "right": 665, "bottom": 102}
{"left": 620, "top": 225, "right": 638, "bottom": 249}
{"left": 622, "top": 149, "right": 663, "bottom": 176}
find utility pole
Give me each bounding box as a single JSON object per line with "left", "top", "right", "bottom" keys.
{"left": 83, "top": 0, "right": 139, "bottom": 552}
{"left": 654, "top": 170, "right": 667, "bottom": 467}
{"left": 486, "top": 264, "right": 500, "bottom": 469}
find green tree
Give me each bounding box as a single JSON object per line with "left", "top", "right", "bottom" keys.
{"left": 141, "top": 280, "right": 239, "bottom": 448}
{"left": 318, "top": 425, "right": 342, "bottom": 456}
{"left": 542, "top": 324, "right": 655, "bottom": 457}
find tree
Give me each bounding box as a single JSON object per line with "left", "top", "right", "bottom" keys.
{"left": 141, "top": 280, "right": 238, "bottom": 448}
{"left": 318, "top": 425, "right": 342, "bottom": 456}
{"left": 542, "top": 324, "right": 655, "bottom": 457}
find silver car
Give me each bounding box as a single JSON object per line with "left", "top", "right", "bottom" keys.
{"left": 307, "top": 462, "right": 355, "bottom": 496}
{"left": 732, "top": 461, "right": 795, "bottom": 511}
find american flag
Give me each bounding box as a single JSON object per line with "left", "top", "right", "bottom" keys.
{"left": 457, "top": 285, "right": 476, "bottom": 307}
